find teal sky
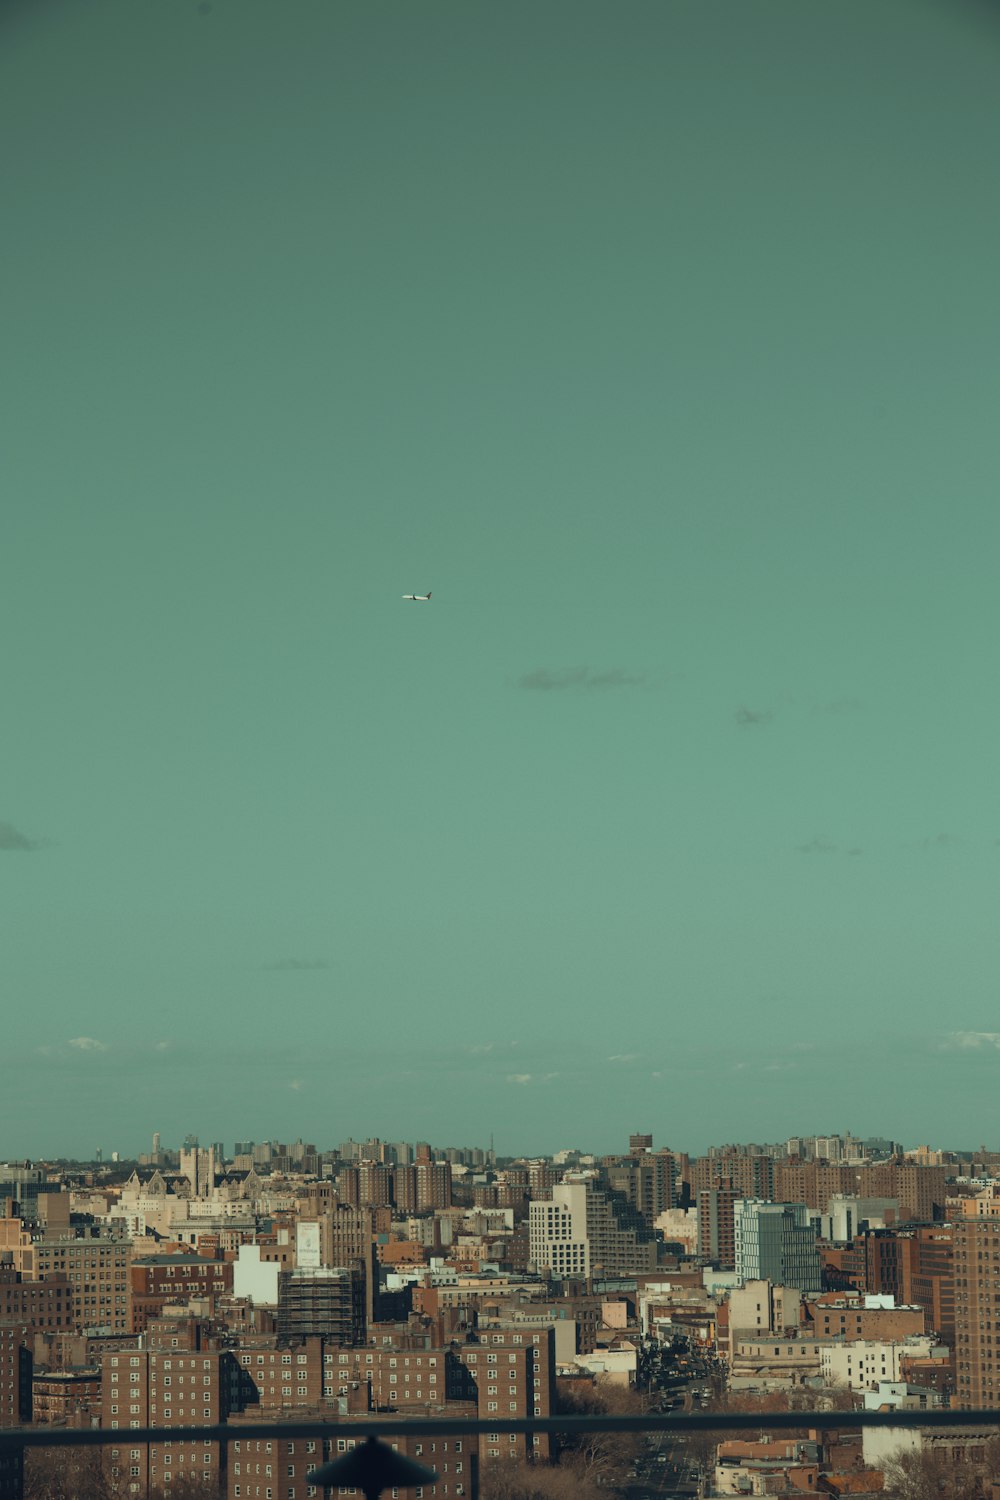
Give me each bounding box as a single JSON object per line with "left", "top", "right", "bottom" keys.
{"left": 3, "top": 0, "right": 999, "bottom": 1161}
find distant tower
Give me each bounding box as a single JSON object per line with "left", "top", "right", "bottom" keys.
{"left": 152, "top": 1132, "right": 161, "bottom": 1154}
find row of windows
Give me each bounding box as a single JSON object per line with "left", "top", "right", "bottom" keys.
{"left": 233, "top": 1488, "right": 317, "bottom": 1498}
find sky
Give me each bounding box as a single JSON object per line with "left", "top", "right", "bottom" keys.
{"left": 2, "top": 0, "right": 999, "bottom": 1161}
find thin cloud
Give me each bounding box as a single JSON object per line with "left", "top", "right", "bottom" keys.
{"left": 0, "top": 821, "right": 39, "bottom": 851}
{"left": 608, "top": 1053, "right": 639, "bottom": 1064}
{"left": 519, "top": 667, "right": 643, "bottom": 691}
{"left": 921, "top": 833, "right": 961, "bottom": 850}
{"left": 797, "top": 836, "right": 839, "bottom": 855}
{"left": 68, "top": 1036, "right": 108, "bottom": 1052}
{"left": 506, "top": 1072, "right": 559, "bottom": 1086}
{"left": 288, "top": 1079, "right": 305, "bottom": 1091}
{"left": 735, "top": 705, "right": 773, "bottom": 728}
{"left": 947, "top": 1032, "right": 1000, "bottom": 1051}
{"left": 261, "top": 958, "right": 329, "bottom": 972}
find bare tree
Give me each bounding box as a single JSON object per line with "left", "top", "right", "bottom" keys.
{"left": 480, "top": 1457, "right": 594, "bottom": 1500}
{"left": 882, "top": 1436, "right": 1000, "bottom": 1500}
{"left": 24, "top": 1446, "right": 118, "bottom": 1500}
{"left": 555, "top": 1376, "right": 647, "bottom": 1488}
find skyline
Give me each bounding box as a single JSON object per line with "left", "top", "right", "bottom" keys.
{"left": 4, "top": 1112, "right": 998, "bottom": 1167}
{"left": 3, "top": 0, "right": 1000, "bottom": 1158}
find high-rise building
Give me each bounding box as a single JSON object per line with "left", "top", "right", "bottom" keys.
{"left": 900, "top": 1225, "right": 955, "bottom": 1349}
{"left": 7, "top": 1229, "right": 131, "bottom": 1333}
{"left": 529, "top": 1179, "right": 657, "bottom": 1279}
{"left": 357, "top": 1162, "right": 392, "bottom": 1208}
{"left": 392, "top": 1165, "right": 418, "bottom": 1213}
{"left": 696, "top": 1153, "right": 775, "bottom": 1202}
{"left": 953, "top": 1219, "right": 999, "bottom": 1404}
{"left": 604, "top": 1150, "right": 676, "bottom": 1227}
{"left": 698, "top": 1186, "right": 739, "bottom": 1268}
{"left": 415, "top": 1161, "right": 452, "bottom": 1212}
{"left": 734, "top": 1201, "right": 822, "bottom": 1291}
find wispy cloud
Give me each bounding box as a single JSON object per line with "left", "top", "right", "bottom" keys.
{"left": 920, "top": 833, "right": 961, "bottom": 851}
{"left": 735, "top": 705, "right": 773, "bottom": 728}
{"left": 608, "top": 1053, "right": 638, "bottom": 1064}
{"left": 288, "top": 1079, "right": 305, "bottom": 1091}
{"left": 795, "top": 837, "right": 864, "bottom": 857}
{"left": 797, "top": 836, "right": 839, "bottom": 855}
{"left": 946, "top": 1032, "right": 1000, "bottom": 1051}
{"left": 0, "top": 821, "right": 39, "bottom": 851}
{"left": 506, "top": 1072, "right": 559, "bottom": 1086}
{"left": 261, "top": 958, "right": 329, "bottom": 972}
{"left": 519, "top": 667, "right": 643, "bottom": 691}
{"left": 68, "top": 1036, "right": 108, "bottom": 1052}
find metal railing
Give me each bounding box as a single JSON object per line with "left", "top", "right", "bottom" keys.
{"left": 2, "top": 1405, "right": 1000, "bottom": 1449}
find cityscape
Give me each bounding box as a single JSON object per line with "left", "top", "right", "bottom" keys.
{"left": 3, "top": 1128, "right": 1000, "bottom": 1499}
{"left": 5, "top": 1, "right": 999, "bottom": 1498}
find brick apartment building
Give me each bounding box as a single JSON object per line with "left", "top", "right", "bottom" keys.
{"left": 822, "top": 1226, "right": 956, "bottom": 1350}
{"left": 953, "top": 1218, "right": 1000, "bottom": 1405}
{"left": 101, "top": 1344, "right": 245, "bottom": 1495}
{"left": 229, "top": 1415, "right": 476, "bottom": 1500}
{"left": 233, "top": 1338, "right": 325, "bottom": 1408}
{"left": 804, "top": 1295, "right": 925, "bottom": 1341}
{"left": 314, "top": 1325, "right": 555, "bottom": 1463}
{"left": 0, "top": 1265, "right": 71, "bottom": 1333}
{"left": 604, "top": 1150, "right": 677, "bottom": 1228}
{"left": 4, "top": 1229, "right": 131, "bottom": 1333}
{"left": 772, "top": 1161, "right": 946, "bottom": 1221}
{"left": 698, "top": 1186, "right": 739, "bottom": 1268}
{"left": 901, "top": 1226, "right": 955, "bottom": 1349}
{"left": 0, "top": 1323, "right": 31, "bottom": 1500}
{"left": 32, "top": 1367, "right": 101, "bottom": 1425}
{"left": 131, "top": 1254, "right": 234, "bottom": 1333}
{"left": 695, "top": 1154, "right": 775, "bottom": 1202}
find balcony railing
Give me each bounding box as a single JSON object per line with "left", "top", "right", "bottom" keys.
{"left": 2, "top": 1404, "right": 1000, "bottom": 1448}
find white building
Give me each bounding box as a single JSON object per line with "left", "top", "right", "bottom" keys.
{"left": 233, "top": 1244, "right": 280, "bottom": 1305}
{"left": 567, "top": 1345, "right": 637, "bottom": 1386}
{"left": 820, "top": 1196, "right": 900, "bottom": 1243}
{"left": 820, "top": 1335, "right": 937, "bottom": 1392}
{"left": 529, "top": 1182, "right": 590, "bottom": 1278}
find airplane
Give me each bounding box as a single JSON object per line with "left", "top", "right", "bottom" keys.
{"left": 402, "top": 591, "right": 432, "bottom": 601}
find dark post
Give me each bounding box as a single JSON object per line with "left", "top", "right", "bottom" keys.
{"left": 308, "top": 1433, "right": 439, "bottom": 1500}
